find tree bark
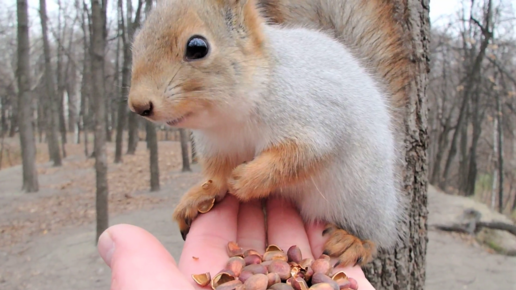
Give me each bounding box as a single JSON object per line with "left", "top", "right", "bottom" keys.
{"left": 114, "top": 0, "right": 125, "bottom": 163}
{"left": 40, "top": 0, "right": 62, "bottom": 167}
{"left": 363, "top": 0, "right": 429, "bottom": 288}
{"left": 127, "top": 112, "right": 139, "bottom": 154}
{"left": 16, "top": 0, "right": 39, "bottom": 192}
{"left": 80, "top": 3, "right": 91, "bottom": 157}
{"left": 146, "top": 121, "right": 160, "bottom": 191}
{"left": 91, "top": 0, "right": 109, "bottom": 243}
{"left": 125, "top": 0, "right": 145, "bottom": 155}
{"left": 0, "top": 95, "right": 7, "bottom": 137}
{"left": 179, "top": 128, "right": 191, "bottom": 172}
{"left": 496, "top": 83, "right": 504, "bottom": 213}
{"left": 8, "top": 98, "right": 17, "bottom": 137}
{"left": 190, "top": 130, "right": 198, "bottom": 164}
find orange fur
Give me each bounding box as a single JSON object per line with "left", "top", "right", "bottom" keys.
{"left": 172, "top": 155, "right": 235, "bottom": 237}
{"left": 323, "top": 224, "right": 376, "bottom": 267}
{"left": 228, "top": 140, "right": 330, "bottom": 201}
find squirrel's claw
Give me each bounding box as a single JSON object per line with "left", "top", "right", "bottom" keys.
{"left": 322, "top": 224, "right": 376, "bottom": 267}
{"left": 178, "top": 218, "right": 191, "bottom": 241}
{"left": 172, "top": 180, "right": 225, "bottom": 241}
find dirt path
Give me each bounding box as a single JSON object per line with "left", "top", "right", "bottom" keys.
{"left": 1, "top": 147, "right": 515, "bottom": 289}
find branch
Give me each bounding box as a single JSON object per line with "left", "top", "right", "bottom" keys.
{"left": 132, "top": 0, "right": 144, "bottom": 30}
{"left": 433, "top": 221, "right": 516, "bottom": 237}
{"left": 488, "top": 57, "right": 516, "bottom": 88}
{"left": 470, "top": 17, "right": 490, "bottom": 38}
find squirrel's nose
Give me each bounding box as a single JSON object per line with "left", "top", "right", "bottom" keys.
{"left": 130, "top": 101, "right": 154, "bottom": 117}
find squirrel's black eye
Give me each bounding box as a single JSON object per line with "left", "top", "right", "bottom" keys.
{"left": 185, "top": 36, "right": 209, "bottom": 61}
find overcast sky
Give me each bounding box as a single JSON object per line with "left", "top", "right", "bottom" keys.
{"left": 22, "top": 0, "right": 462, "bottom": 25}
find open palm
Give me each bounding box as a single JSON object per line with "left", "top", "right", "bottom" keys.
{"left": 97, "top": 195, "right": 374, "bottom": 290}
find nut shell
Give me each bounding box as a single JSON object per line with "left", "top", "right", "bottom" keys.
{"left": 239, "top": 270, "right": 253, "bottom": 283}
{"left": 225, "top": 257, "right": 245, "bottom": 277}
{"left": 227, "top": 241, "right": 244, "bottom": 257}
{"left": 215, "top": 280, "right": 243, "bottom": 290}
{"left": 267, "top": 260, "right": 291, "bottom": 280}
{"left": 244, "top": 273, "right": 269, "bottom": 290}
{"left": 265, "top": 245, "right": 283, "bottom": 252}
{"left": 299, "top": 258, "right": 313, "bottom": 270}
{"left": 308, "top": 283, "right": 336, "bottom": 290}
{"left": 311, "top": 259, "right": 331, "bottom": 276}
{"left": 244, "top": 254, "right": 263, "bottom": 265}
{"left": 243, "top": 264, "right": 268, "bottom": 275}
{"left": 211, "top": 272, "right": 236, "bottom": 290}
{"left": 263, "top": 251, "right": 288, "bottom": 262}
{"left": 311, "top": 273, "right": 339, "bottom": 290}
{"left": 192, "top": 272, "right": 211, "bottom": 287}
{"left": 198, "top": 197, "right": 216, "bottom": 213}
{"left": 269, "top": 283, "right": 295, "bottom": 290}
{"left": 267, "top": 273, "right": 281, "bottom": 287}
{"left": 287, "top": 246, "right": 302, "bottom": 263}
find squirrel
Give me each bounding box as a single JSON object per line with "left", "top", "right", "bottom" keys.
{"left": 128, "top": 0, "right": 409, "bottom": 268}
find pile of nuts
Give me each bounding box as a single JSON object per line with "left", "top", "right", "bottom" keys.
{"left": 191, "top": 241, "right": 358, "bottom": 290}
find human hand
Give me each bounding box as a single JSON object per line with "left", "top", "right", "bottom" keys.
{"left": 97, "top": 194, "right": 375, "bottom": 289}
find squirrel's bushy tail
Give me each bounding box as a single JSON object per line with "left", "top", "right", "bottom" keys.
{"left": 258, "top": 0, "right": 410, "bottom": 109}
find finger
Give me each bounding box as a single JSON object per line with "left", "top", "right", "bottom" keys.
{"left": 237, "top": 199, "right": 266, "bottom": 253}
{"left": 266, "top": 197, "right": 314, "bottom": 259}
{"left": 306, "top": 222, "right": 375, "bottom": 290}
{"left": 97, "top": 224, "right": 194, "bottom": 290}
{"left": 178, "top": 194, "right": 240, "bottom": 288}
{"left": 305, "top": 221, "right": 328, "bottom": 259}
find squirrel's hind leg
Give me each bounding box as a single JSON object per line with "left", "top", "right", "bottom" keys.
{"left": 322, "top": 224, "right": 376, "bottom": 267}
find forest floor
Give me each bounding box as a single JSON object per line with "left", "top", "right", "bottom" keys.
{"left": 0, "top": 140, "right": 515, "bottom": 290}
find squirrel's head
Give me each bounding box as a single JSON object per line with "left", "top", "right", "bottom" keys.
{"left": 128, "top": 0, "right": 268, "bottom": 129}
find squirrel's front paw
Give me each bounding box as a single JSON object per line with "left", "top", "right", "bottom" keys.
{"left": 322, "top": 224, "right": 376, "bottom": 267}
{"left": 227, "top": 163, "right": 272, "bottom": 201}
{"left": 172, "top": 180, "right": 225, "bottom": 240}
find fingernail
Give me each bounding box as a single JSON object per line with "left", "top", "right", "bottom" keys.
{"left": 98, "top": 230, "right": 115, "bottom": 266}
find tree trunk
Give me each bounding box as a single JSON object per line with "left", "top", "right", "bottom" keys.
{"left": 363, "top": 0, "right": 429, "bottom": 288}
{"left": 40, "top": 0, "right": 62, "bottom": 167}
{"left": 37, "top": 97, "right": 45, "bottom": 143}
{"left": 146, "top": 121, "right": 160, "bottom": 191}
{"left": 464, "top": 89, "right": 485, "bottom": 196}
{"left": 8, "top": 98, "right": 17, "bottom": 137}
{"left": 124, "top": 0, "right": 145, "bottom": 155}
{"left": 56, "top": 54, "right": 67, "bottom": 153}
{"left": 496, "top": 86, "right": 504, "bottom": 213}
{"left": 190, "top": 130, "right": 198, "bottom": 164}
{"left": 127, "top": 112, "right": 139, "bottom": 154}
{"left": 429, "top": 123, "right": 451, "bottom": 186}
{"left": 80, "top": 5, "right": 90, "bottom": 157}
{"left": 179, "top": 128, "right": 191, "bottom": 172}
{"left": 16, "top": 0, "right": 39, "bottom": 193}
{"left": 105, "top": 95, "right": 112, "bottom": 142}
{"left": 114, "top": 0, "right": 125, "bottom": 163}
{"left": 0, "top": 95, "right": 7, "bottom": 137}
{"left": 91, "top": 0, "right": 109, "bottom": 243}
{"left": 458, "top": 107, "right": 469, "bottom": 195}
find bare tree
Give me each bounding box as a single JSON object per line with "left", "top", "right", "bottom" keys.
{"left": 115, "top": 0, "right": 143, "bottom": 162}
{"left": 40, "top": 0, "right": 62, "bottom": 167}
{"left": 16, "top": 0, "right": 39, "bottom": 192}
{"left": 79, "top": 0, "right": 91, "bottom": 157}
{"left": 190, "top": 130, "right": 198, "bottom": 164}
{"left": 146, "top": 121, "right": 160, "bottom": 191}
{"left": 90, "top": 0, "right": 109, "bottom": 242}
{"left": 179, "top": 128, "right": 191, "bottom": 172}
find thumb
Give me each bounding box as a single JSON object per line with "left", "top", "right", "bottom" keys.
{"left": 98, "top": 224, "right": 193, "bottom": 290}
